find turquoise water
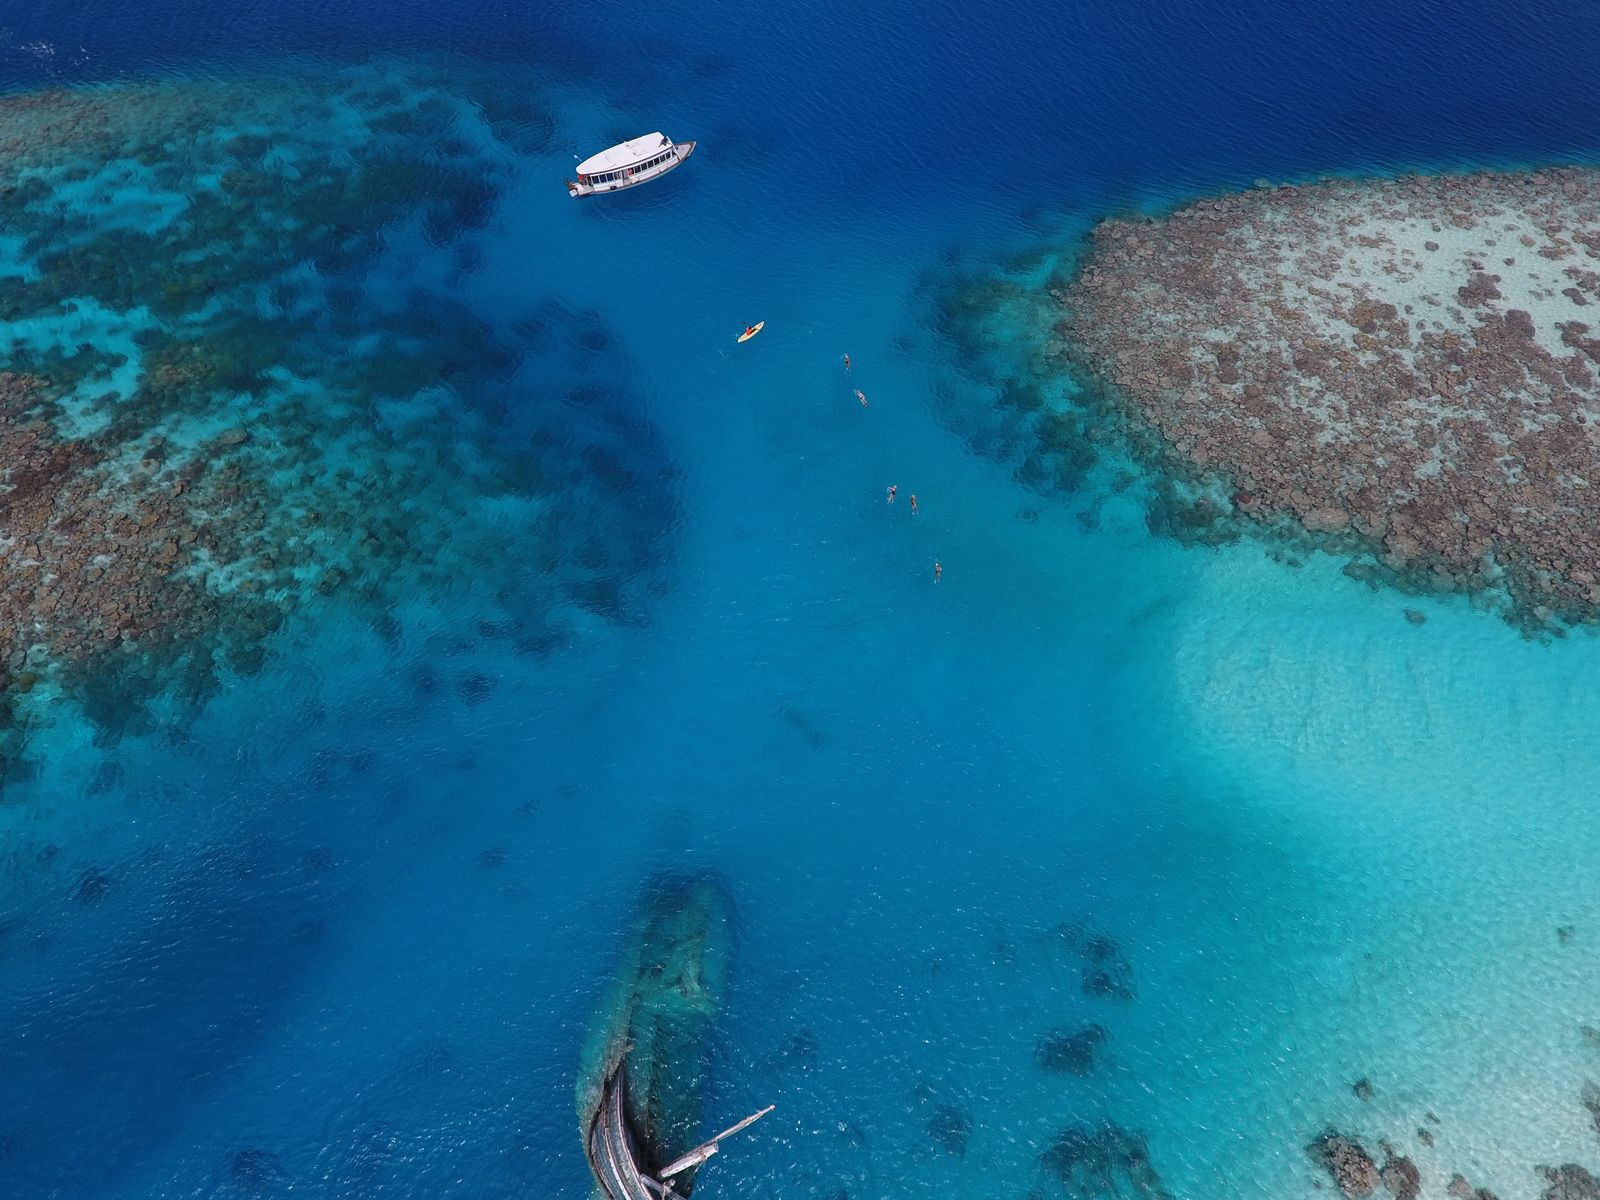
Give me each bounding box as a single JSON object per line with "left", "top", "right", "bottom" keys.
{"left": 3, "top": 3, "right": 1600, "bottom": 1198}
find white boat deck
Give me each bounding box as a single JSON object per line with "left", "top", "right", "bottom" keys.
{"left": 577, "top": 133, "right": 674, "bottom": 176}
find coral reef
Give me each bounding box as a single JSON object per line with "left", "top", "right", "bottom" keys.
{"left": 1041, "top": 1123, "right": 1170, "bottom": 1200}
{"left": 1379, "top": 1149, "right": 1421, "bottom": 1200}
{"left": 1447, "top": 1172, "right": 1501, "bottom": 1200}
{"left": 1060, "top": 168, "right": 1600, "bottom": 626}
{"left": 926, "top": 1106, "right": 972, "bottom": 1157}
{"left": 1308, "top": 1130, "right": 1379, "bottom": 1198}
{"left": 1034, "top": 1023, "right": 1108, "bottom": 1075}
{"left": 1540, "top": 1165, "right": 1600, "bottom": 1200}
{"left": 1056, "top": 924, "right": 1136, "bottom": 1001}
{"left": 0, "top": 61, "right": 673, "bottom": 771}
{"left": 1302, "top": 1077, "right": 1600, "bottom": 1200}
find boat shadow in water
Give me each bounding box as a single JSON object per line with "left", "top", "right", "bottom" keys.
{"left": 577, "top": 876, "right": 771, "bottom": 1199}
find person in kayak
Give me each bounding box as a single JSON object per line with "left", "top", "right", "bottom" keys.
{"left": 742, "top": 324, "right": 759, "bottom": 339}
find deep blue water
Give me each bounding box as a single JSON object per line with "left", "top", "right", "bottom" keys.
{"left": 3, "top": 2, "right": 1600, "bottom": 1199}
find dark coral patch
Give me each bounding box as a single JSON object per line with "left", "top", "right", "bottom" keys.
{"left": 926, "top": 1106, "right": 972, "bottom": 1157}
{"left": 1035, "top": 1024, "right": 1108, "bottom": 1075}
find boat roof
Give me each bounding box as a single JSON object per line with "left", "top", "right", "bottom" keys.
{"left": 578, "top": 133, "right": 673, "bottom": 175}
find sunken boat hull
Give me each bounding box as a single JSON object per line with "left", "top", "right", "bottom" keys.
{"left": 578, "top": 877, "right": 733, "bottom": 1199}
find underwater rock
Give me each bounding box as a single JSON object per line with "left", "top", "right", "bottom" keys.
{"left": 1538, "top": 1165, "right": 1600, "bottom": 1200}
{"left": 1082, "top": 963, "right": 1135, "bottom": 1001}
{"left": 1035, "top": 1024, "right": 1109, "bottom": 1075}
{"left": 1056, "top": 924, "right": 1137, "bottom": 1000}
{"left": 72, "top": 867, "right": 112, "bottom": 906}
{"left": 1042, "top": 1123, "right": 1171, "bottom": 1200}
{"left": 1380, "top": 1152, "right": 1422, "bottom": 1200}
{"left": 1403, "top": 608, "right": 1428, "bottom": 625}
{"left": 1353, "top": 1078, "right": 1376, "bottom": 1102}
{"left": 457, "top": 673, "right": 498, "bottom": 706}
{"left": 1560, "top": 925, "right": 1577, "bottom": 944}
{"left": 1582, "top": 1024, "right": 1600, "bottom": 1051}
{"left": 1582, "top": 1081, "right": 1600, "bottom": 1138}
{"left": 1448, "top": 1174, "right": 1502, "bottom": 1200}
{"left": 927, "top": 1105, "right": 972, "bottom": 1157}
{"left": 777, "top": 702, "right": 827, "bottom": 749}
{"left": 785, "top": 1027, "right": 820, "bottom": 1071}
{"left": 1308, "top": 1130, "right": 1379, "bottom": 1198}
{"left": 1448, "top": 1173, "right": 1501, "bottom": 1200}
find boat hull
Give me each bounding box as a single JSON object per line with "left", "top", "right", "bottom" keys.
{"left": 587, "top": 1065, "right": 658, "bottom": 1200}
{"left": 567, "top": 141, "right": 697, "bottom": 198}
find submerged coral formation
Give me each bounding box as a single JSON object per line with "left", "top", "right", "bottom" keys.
{"left": 1041, "top": 1123, "right": 1170, "bottom": 1200}
{"left": 1308, "top": 1130, "right": 1380, "bottom": 1198}
{"left": 1034, "top": 1023, "right": 1107, "bottom": 1075}
{"left": 1304, "top": 1074, "right": 1600, "bottom": 1200}
{"left": 1060, "top": 168, "right": 1600, "bottom": 624}
{"left": 0, "top": 61, "right": 672, "bottom": 771}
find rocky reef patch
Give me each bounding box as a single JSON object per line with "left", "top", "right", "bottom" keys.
{"left": 1058, "top": 167, "right": 1600, "bottom": 628}
{"left": 931, "top": 166, "right": 1600, "bottom": 628}
{"left": 0, "top": 60, "right": 673, "bottom": 774}
{"left": 1303, "top": 1077, "right": 1600, "bottom": 1200}
{"left": 1040, "top": 1123, "right": 1171, "bottom": 1200}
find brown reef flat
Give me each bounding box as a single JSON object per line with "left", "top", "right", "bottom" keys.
{"left": 1061, "top": 167, "right": 1600, "bottom": 623}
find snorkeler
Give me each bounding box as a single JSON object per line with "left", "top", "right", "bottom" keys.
{"left": 910, "top": 494, "right": 918, "bottom": 515}
{"left": 855, "top": 389, "right": 868, "bottom": 407}
{"left": 933, "top": 560, "right": 942, "bottom": 583}
{"left": 887, "top": 484, "right": 897, "bottom": 504}
{"left": 843, "top": 353, "right": 852, "bottom": 370}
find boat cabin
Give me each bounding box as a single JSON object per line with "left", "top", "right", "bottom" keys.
{"left": 567, "top": 133, "right": 696, "bottom": 197}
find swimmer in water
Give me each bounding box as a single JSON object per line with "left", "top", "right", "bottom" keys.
{"left": 934, "top": 560, "right": 942, "bottom": 583}
{"left": 843, "top": 353, "right": 852, "bottom": 370}
{"left": 887, "top": 484, "right": 897, "bottom": 504}
{"left": 855, "top": 389, "right": 868, "bottom": 407}
{"left": 909, "top": 494, "right": 918, "bottom": 515}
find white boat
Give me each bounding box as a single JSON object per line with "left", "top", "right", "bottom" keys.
{"left": 565, "top": 133, "right": 696, "bottom": 198}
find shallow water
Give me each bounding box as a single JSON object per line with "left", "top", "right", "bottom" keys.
{"left": 3, "top": 2, "right": 1600, "bottom": 1198}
